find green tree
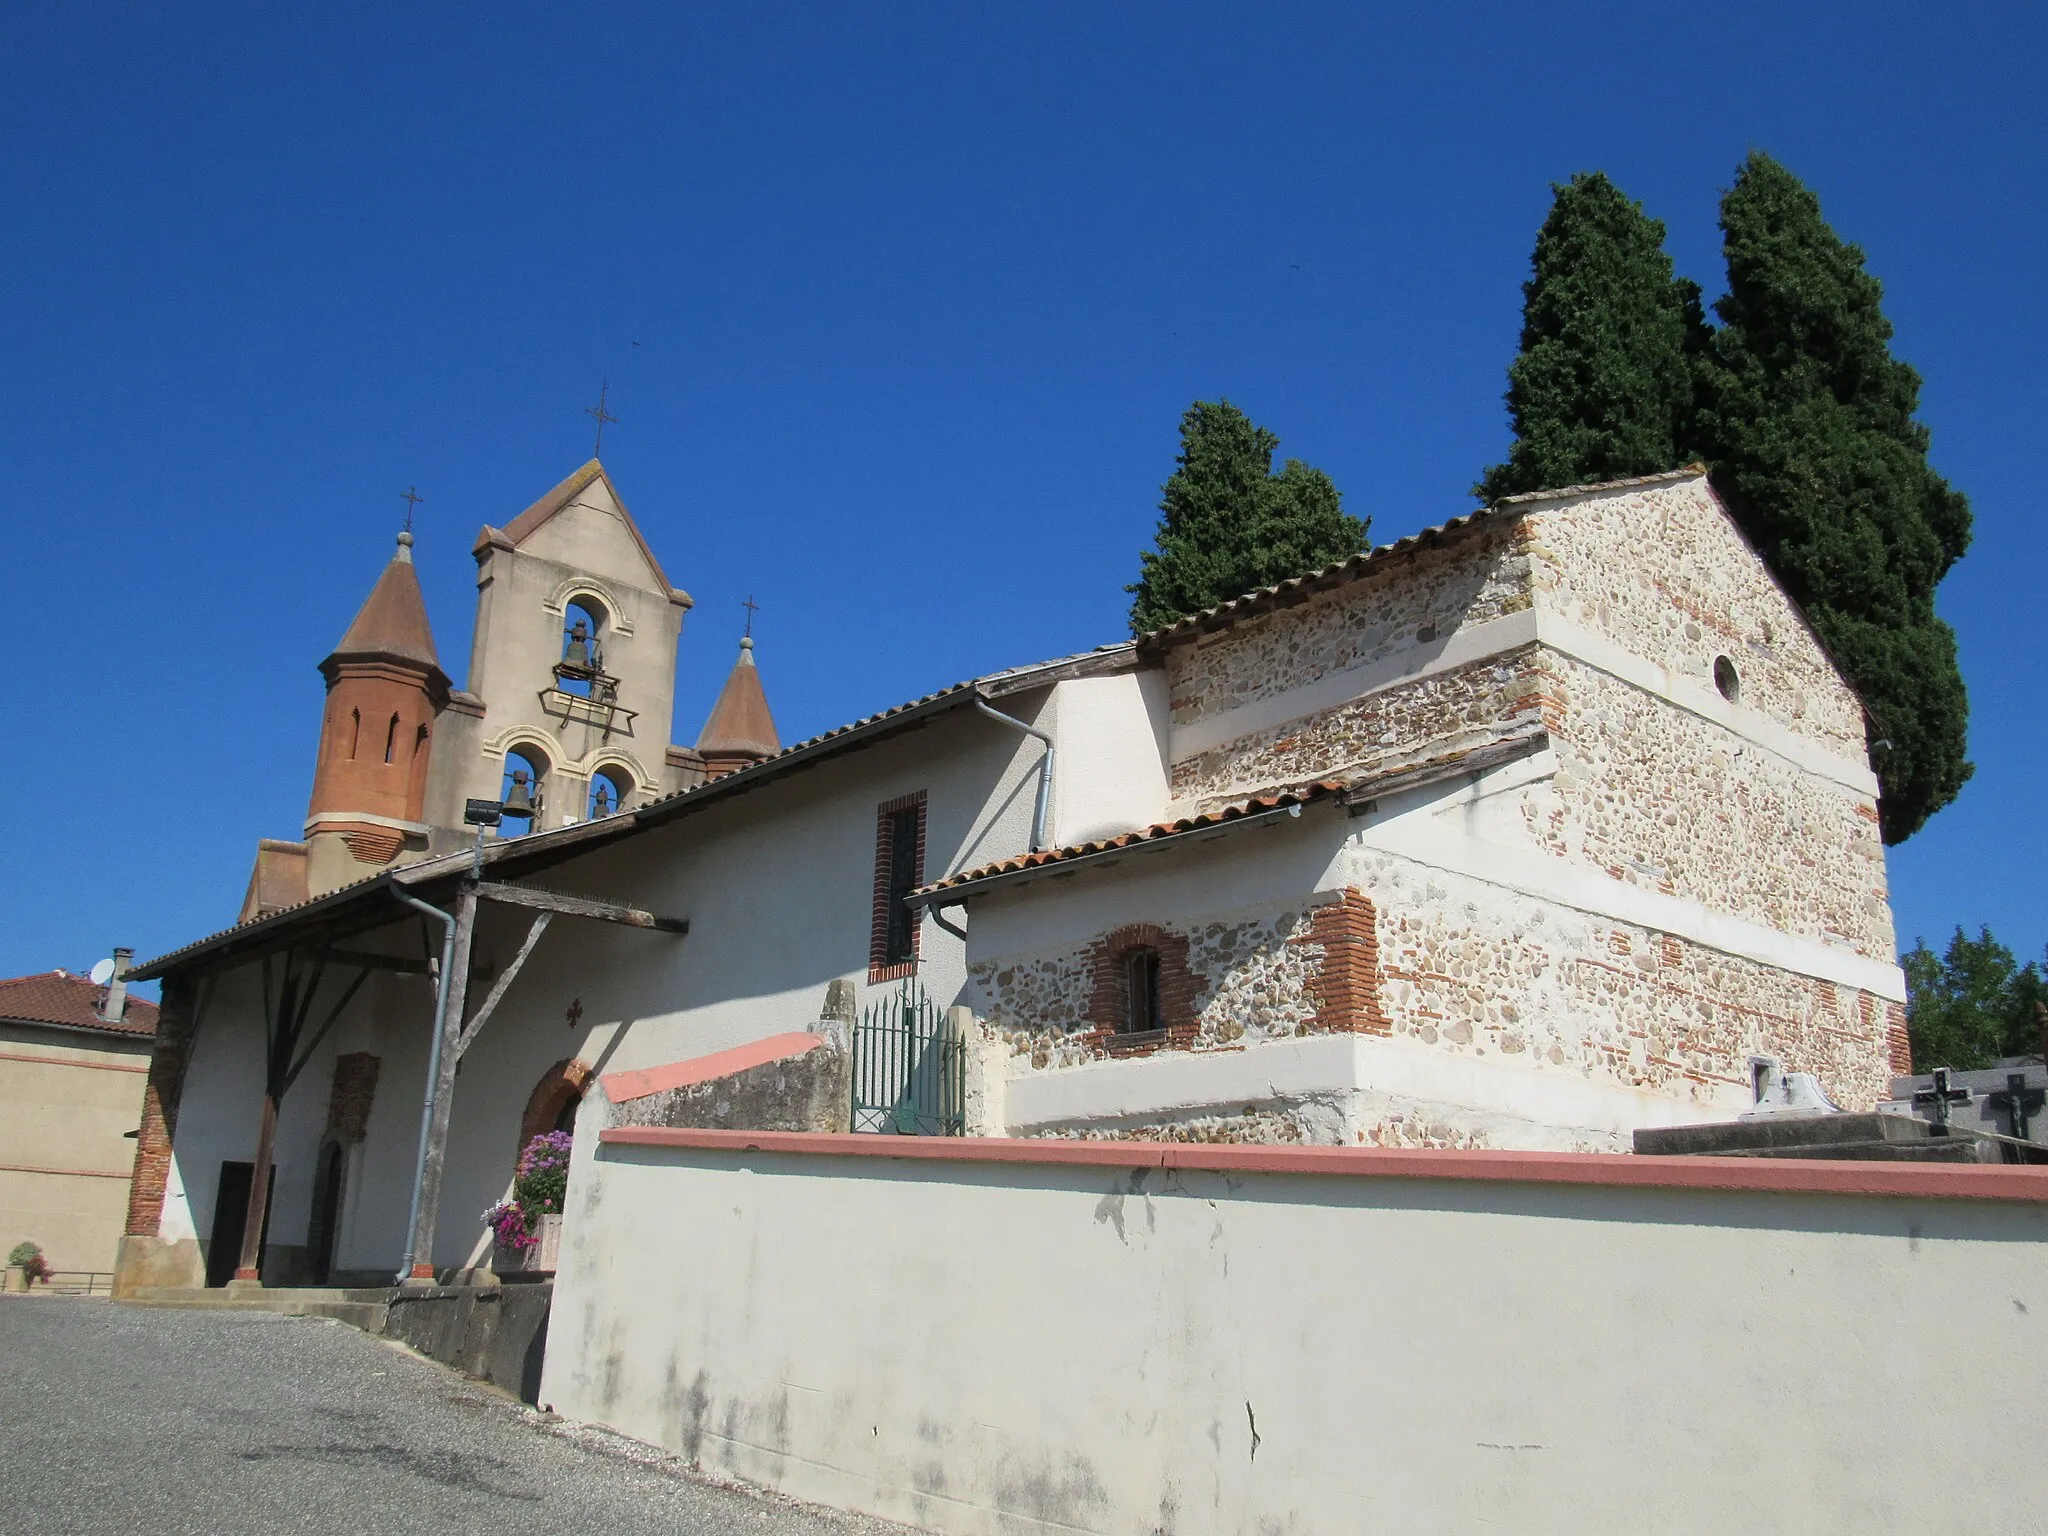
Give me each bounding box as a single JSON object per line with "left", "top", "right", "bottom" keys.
{"left": 1128, "top": 399, "right": 1366, "bottom": 634}
{"left": 1477, "top": 172, "right": 1709, "bottom": 502}
{"left": 1903, "top": 927, "right": 2048, "bottom": 1072}
{"left": 1695, "top": 152, "right": 1972, "bottom": 843}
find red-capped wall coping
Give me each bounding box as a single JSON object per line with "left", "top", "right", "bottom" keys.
{"left": 601, "top": 1033, "right": 827, "bottom": 1104}
{"left": 597, "top": 1126, "right": 2048, "bottom": 1204}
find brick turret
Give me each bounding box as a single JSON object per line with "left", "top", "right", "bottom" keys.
{"left": 305, "top": 531, "right": 450, "bottom": 885}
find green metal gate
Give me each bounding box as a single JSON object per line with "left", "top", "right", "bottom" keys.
{"left": 852, "top": 983, "right": 964, "bottom": 1135}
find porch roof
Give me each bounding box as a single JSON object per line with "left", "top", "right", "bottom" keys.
{"left": 133, "top": 640, "right": 1144, "bottom": 980}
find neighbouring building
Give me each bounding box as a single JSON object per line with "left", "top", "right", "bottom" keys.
{"left": 116, "top": 463, "right": 1907, "bottom": 1293}
{"left": 1, "top": 958, "right": 158, "bottom": 1275}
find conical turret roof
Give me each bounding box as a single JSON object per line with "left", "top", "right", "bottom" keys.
{"left": 696, "top": 637, "right": 781, "bottom": 764}
{"left": 323, "top": 532, "right": 448, "bottom": 685}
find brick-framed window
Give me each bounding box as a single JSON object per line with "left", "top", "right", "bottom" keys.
{"left": 868, "top": 790, "right": 927, "bottom": 983}
{"left": 1084, "top": 923, "right": 1202, "bottom": 1057}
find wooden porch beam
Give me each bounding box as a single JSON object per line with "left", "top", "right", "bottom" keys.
{"left": 453, "top": 912, "right": 551, "bottom": 1062}
{"left": 327, "top": 947, "right": 433, "bottom": 976}
{"left": 472, "top": 881, "right": 687, "bottom": 934}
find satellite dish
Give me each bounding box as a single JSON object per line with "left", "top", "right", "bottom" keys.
{"left": 89, "top": 958, "right": 116, "bottom": 986}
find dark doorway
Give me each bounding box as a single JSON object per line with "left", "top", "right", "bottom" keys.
{"left": 205, "top": 1161, "right": 275, "bottom": 1288}
{"left": 308, "top": 1143, "right": 346, "bottom": 1285}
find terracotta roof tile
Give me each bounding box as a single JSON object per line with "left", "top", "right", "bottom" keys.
{"left": 0, "top": 972, "right": 159, "bottom": 1036}
{"left": 327, "top": 536, "right": 443, "bottom": 675}
{"left": 914, "top": 782, "right": 1344, "bottom": 898}
{"left": 695, "top": 639, "right": 781, "bottom": 761}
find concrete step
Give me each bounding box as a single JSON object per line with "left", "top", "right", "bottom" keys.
{"left": 120, "top": 1286, "right": 394, "bottom": 1332}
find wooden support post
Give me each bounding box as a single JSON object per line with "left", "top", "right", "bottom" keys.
{"left": 404, "top": 884, "right": 478, "bottom": 1283}
{"left": 232, "top": 1091, "right": 278, "bottom": 1283}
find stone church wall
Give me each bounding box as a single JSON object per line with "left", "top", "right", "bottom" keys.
{"left": 965, "top": 828, "right": 1895, "bottom": 1149}
{"left": 1344, "top": 844, "right": 1897, "bottom": 1125}
{"left": 1163, "top": 516, "right": 1532, "bottom": 727}
{"left": 1168, "top": 647, "right": 1549, "bottom": 807}
{"left": 1523, "top": 477, "right": 1866, "bottom": 757}
{"left": 1524, "top": 652, "right": 1894, "bottom": 960}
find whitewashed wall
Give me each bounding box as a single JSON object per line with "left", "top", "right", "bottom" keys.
{"left": 546, "top": 1136, "right": 2048, "bottom": 1536}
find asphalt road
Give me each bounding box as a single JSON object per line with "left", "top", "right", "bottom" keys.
{"left": 0, "top": 1297, "right": 918, "bottom": 1536}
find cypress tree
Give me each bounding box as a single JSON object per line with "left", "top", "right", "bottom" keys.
{"left": 1128, "top": 400, "right": 1366, "bottom": 634}
{"left": 1696, "top": 152, "right": 1972, "bottom": 843}
{"left": 1476, "top": 172, "right": 1709, "bottom": 502}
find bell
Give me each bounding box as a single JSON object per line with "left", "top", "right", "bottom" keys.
{"left": 562, "top": 619, "right": 592, "bottom": 671}
{"left": 502, "top": 768, "right": 538, "bottom": 818}
{"left": 590, "top": 782, "right": 615, "bottom": 818}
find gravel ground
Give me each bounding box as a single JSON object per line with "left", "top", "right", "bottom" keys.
{"left": 0, "top": 1296, "right": 921, "bottom": 1536}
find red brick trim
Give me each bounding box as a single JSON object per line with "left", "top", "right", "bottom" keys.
{"left": 124, "top": 974, "right": 201, "bottom": 1237}
{"left": 1081, "top": 923, "right": 1205, "bottom": 1058}
{"left": 868, "top": 790, "right": 927, "bottom": 984}
{"left": 598, "top": 1125, "right": 2048, "bottom": 1203}
{"left": 520, "top": 1057, "right": 596, "bottom": 1151}
{"left": 1296, "top": 888, "right": 1390, "bottom": 1035}
{"left": 1885, "top": 1000, "right": 1913, "bottom": 1076}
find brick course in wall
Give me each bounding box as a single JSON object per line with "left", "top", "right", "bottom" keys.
{"left": 123, "top": 974, "right": 201, "bottom": 1238}
{"left": 1296, "top": 888, "right": 1391, "bottom": 1035}
{"left": 324, "top": 1052, "right": 381, "bottom": 1144}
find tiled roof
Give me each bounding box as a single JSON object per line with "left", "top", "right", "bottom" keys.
{"left": 913, "top": 782, "right": 1344, "bottom": 898}
{"left": 328, "top": 536, "right": 443, "bottom": 674}
{"left": 0, "top": 972, "right": 159, "bottom": 1037}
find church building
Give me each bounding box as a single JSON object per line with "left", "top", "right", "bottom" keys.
{"left": 114, "top": 459, "right": 1909, "bottom": 1294}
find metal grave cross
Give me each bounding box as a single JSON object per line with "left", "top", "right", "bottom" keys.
{"left": 1989, "top": 1071, "right": 2046, "bottom": 1141}
{"left": 1912, "top": 1067, "right": 1973, "bottom": 1136}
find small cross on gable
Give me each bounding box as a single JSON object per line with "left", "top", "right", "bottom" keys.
{"left": 566, "top": 997, "right": 584, "bottom": 1031}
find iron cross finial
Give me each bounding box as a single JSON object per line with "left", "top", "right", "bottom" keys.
{"left": 399, "top": 486, "right": 423, "bottom": 533}
{"left": 742, "top": 594, "right": 760, "bottom": 639}
{"left": 585, "top": 380, "right": 618, "bottom": 457}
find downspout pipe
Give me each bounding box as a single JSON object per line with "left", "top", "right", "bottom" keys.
{"left": 973, "top": 695, "right": 1053, "bottom": 853}
{"left": 393, "top": 889, "right": 457, "bottom": 1285}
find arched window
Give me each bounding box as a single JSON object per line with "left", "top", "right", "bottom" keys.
{"left": 1123, "top": 947, "right": 1162, "bottom": 1035}
{"left": 557, "top": 599, "right": 607, "bottom": 699}
{"left": 499, "top": 747, "right": 548, "bottom": 837}
{"left": 384, "top": 712, "right": 400, "bottom": 764}
{"left": 348, "top": 708, "right": 360, "bottom": 759}
{"left": 587, "top": 766, "right": 632, "bottom": 820}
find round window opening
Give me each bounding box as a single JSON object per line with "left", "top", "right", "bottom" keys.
{"left": 1713, "top": 655, "right": 1741, "bottom": 703}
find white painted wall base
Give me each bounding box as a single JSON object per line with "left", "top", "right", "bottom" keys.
{"left": 545, "top": 1138, "right": 2048, "bottom": 1536}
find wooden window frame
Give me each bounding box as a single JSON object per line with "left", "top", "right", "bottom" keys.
{"left": 868, "top": 790, "right": 928, "bottom": 984}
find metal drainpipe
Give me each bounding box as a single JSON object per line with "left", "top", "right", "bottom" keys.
{"left": 393, "top": 889, "right": 457, "bottom": 1285}
{"left": 973, "top": 695, "right": 1053, "bottom": 852}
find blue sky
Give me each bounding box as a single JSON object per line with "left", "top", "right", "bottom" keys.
{"left": 3, "top": 3, "right": 2040, "bottom": 987}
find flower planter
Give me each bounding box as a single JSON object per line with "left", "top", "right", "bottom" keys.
{"left": 493, "top": 1213, "right": 562, "bottom": 1277}
{"left": 3, "top": 1266, "right": 27, "bottom": 1294}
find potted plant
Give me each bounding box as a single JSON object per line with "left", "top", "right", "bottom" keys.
{"left": 6, "top": 1241, "right": 52, "bottom": 1293}
{"left": 484, "top": 1131, "right": 572, "bottom": 1276}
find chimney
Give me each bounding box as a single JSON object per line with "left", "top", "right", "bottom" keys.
{"left": 100, "top": 947, "right": 133, "bottom": 1024}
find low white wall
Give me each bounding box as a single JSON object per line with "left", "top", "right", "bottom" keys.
{"left": 544, "top": 1134, "right": 2048, "bottom": 1536}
